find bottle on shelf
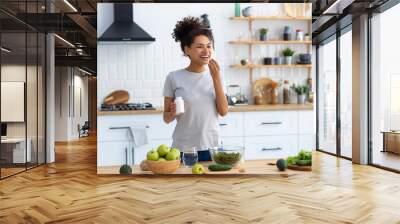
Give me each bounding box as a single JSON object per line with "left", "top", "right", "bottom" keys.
{"left": 234, "top": 3, "right": 241, "bottom": 17}
{"left": 283, "top": 80, "right": 291, "bottom": 104}
{"left": 307, "top": 77, "right": 313, "bottom": 103}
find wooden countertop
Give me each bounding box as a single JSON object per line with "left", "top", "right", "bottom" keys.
{"left": 97, "top": 159, "right": 311, "bottom": 176}
{"left": 97, "top": 103, "right": 314, "bottom": 116}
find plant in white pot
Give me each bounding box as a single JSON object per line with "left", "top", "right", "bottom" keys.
{"left": 291, "top": 84, "right": 309, "bottom": 104}
{"left": 282, "top": 48, "right": 295, "bottom": 65}
{"left": 259, "top": 28, "right": 268, "bottom": 41}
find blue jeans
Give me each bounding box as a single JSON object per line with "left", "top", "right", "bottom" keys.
{"left": 180, "top": 150, "right": 212, "bottom": 162}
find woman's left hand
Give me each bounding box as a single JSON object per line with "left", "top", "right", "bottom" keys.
{"left": 208, "top": 59, "right": 220, "bottom": 80}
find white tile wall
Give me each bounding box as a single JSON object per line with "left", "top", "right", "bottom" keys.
{"left": 97, "top": 3, "right": 312, "bottom": 107}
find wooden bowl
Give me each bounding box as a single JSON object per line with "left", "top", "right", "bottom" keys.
{"left": 146, "top": 160, "right": 181, "bottom": 174}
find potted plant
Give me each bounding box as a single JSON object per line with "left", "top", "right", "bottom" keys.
{"left": 282, "top": 48, "right": 295, "bottom": 65}
{"left": 259, "top": 28, "right": 268, "bottom": 41}
{"left": 291, "top": 84, "right": 309, "bottom": 104}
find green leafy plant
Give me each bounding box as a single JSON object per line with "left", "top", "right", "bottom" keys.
{"left": 291, "top": 84, "right": 309, "bottom": 95}
{"left": 260, "top": 28, "right": 268, "bottom": 36}
{"left": 286, "top": 150, "right": 312, "bottom": 166}
{"left": 282, "top": 47, "right": 295, "bottom": 57}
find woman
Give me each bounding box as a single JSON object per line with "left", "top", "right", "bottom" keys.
{"left": 163, "top": 16, "right": 228, "bottom": 161}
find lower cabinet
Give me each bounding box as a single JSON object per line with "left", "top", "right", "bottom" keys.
{"left": 97, "top": 139, "right": 173, "bottom": 166}
{"left": 298, "top": 134, "right": 315, "bottom": 151}
{"left": 219, "top": 136, "right": 244, "bottom": 148}
{"left": 244, "top": 135, "right": 298, "bottom": 160}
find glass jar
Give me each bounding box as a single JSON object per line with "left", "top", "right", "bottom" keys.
{"left": 296, "top": 29, "right": 304, "bottom": 41}
{"left": 283, "top": 80, "right": 291, "bottom": 104}
{"left": 271, "top": 88, "right": 278, "bottom": 104}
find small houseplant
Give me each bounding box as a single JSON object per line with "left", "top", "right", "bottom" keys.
{"left": 282, "top": 47, "right": 295, "bottom": 65}
{"left": 259, "top": 28, "right": 268, "bottom": 41}
{"left": 291, "top": 84, "right": 309, "bottom": 104}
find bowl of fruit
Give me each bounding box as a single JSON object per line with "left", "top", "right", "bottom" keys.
{"left": 209, "top": 145, "right": 244, "bottom": 167}
{"left": 144, "top": 144, "right": 181, "bottom": 174}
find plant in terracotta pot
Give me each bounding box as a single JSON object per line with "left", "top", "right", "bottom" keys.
{"left": 282, "top": 47, "right": 295, "bottom": 65}
{"left": 259, "top": 28, "right": 268, "bottom": 41}
{"left": 291, "top": 84, "right": 309, "bottom": 104}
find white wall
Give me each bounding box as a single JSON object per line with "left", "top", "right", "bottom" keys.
{"left": 97, "top": 3, "right": 312, "bottom": 107}
{"left": 97, "top": 3, "right": 114, "bottom": 37}
{"left": 55, "top": 67, "right": 89, "bottom": 141}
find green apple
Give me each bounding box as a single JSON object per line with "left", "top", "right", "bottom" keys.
{"left": 192, "top": 163, "right": 205, "bottom": 174}
{"left": 158, "top": 157, "right": 166, "bottom": 162}
{"left": 165, "top": 151, "right": 180, "bottom": 161}
{"left": 147, "top": 150, "right": 159, "bottom": 161}
{"left": 170, "top": 148, "right": 181, "bottom": 156}
{"left": 157, "top": 144, "right": 170, "bottom": 157}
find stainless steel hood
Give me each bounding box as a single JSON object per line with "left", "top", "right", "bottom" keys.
{"left": 98, "top": 3, "right": 155, "bottom": 43}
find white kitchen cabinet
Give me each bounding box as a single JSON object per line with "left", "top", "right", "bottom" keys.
{"left": 298, "top": 134, "right": 315, "bottom": 151}
{"left": 218, "top": 112, "right": 244, "bottom": 137}
{"left": 298, "top": 110, "right": 315, "bottom": 134}
{"left": 219, "top": 136, "right": 244, "bottom": 148}
{"left": 97, "top": 139, "right": 173, "bottom": 165}
{"left": 98, "top": 114, "right": 176, "bottom": 142}
{"left": 244, "top": 135, "right": 298, "bottom": 160}
{"left": 97, "top": 109, "right": 315, "bottom": 166}
{"left": 244, "top": 111, "right": 298, "bottom": 136}
{"left": 98, "top": 140, "right": 131, "bottom": 166}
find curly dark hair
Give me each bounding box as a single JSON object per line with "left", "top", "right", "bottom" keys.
{"left": 172, "top": 16, "right": 214, "bottom": 55}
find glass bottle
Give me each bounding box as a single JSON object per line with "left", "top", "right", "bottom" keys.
{"left": 235, "top": 3, "right": 241, "bottom": 17}
{"left": 283, "top": 80, "right": 291, "bottom": 104}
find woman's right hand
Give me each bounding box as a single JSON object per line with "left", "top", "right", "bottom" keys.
{"left": 169, "top": 101, "right": 177, "bottom": 117}
{"left": 163, "top": 97, "right": 177, "bottom": 123}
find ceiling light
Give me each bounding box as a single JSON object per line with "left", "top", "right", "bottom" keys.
{"left": 1, "top": 47, "right": 11, "bottom": 53}
{"left": 63, "top": 0, "right": 78, "bottom": 12}
{"left": 78, "top": 67, "right": 92, "bottom": 76}
{"left": 54, "top": 34, "right": 75, "bottom": 48}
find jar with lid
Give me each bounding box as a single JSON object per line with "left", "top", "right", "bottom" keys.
{"left": 304, "top": 33, "right": 311, "bottom": 41}
{"left": 283, "top": 80, "right": 291, "bottom": 104}
{"left": 296, "top": 29, "right": 304, "bottom": 41}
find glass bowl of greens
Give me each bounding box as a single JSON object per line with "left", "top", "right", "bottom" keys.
{"left": 209, "top": 145, "right": 244, "bottom": 166}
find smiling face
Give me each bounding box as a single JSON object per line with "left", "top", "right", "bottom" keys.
{"left": 184, "top": 35, "right": 214, "bottom": 65}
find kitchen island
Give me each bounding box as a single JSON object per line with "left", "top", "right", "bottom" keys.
{"left": 97, "top": 104, "right": 315, "bottom": 172}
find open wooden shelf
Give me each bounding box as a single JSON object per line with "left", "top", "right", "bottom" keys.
{"left": 230, "top": 16, "right": 312, "bottom": 21}
{"left": 231, "top": 64, "right": 312, "bottom": 69}
{"left": 229, "top": 40, "right": 312, "bottom": 45}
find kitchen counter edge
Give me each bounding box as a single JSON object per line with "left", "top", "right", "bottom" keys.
{"left": 97, "top": 103, "right": 314, "bottom": 116}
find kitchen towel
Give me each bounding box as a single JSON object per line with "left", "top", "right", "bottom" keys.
{"left": 128, "top": 126, "right": 149, "bottom": 147}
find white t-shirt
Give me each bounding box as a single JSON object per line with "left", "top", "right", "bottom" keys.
{"left": 163, "top": 68, "right": 222, "bottom": 152}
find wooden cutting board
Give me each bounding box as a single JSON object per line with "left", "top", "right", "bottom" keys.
{"left": 97, "top": 160, "right": 311, "bottom": 176}
{"left": 252, "top": 78, "right": 276, "bottom": 104}
{"left": 103, "top": 90, "right": 129, "bottom": 105}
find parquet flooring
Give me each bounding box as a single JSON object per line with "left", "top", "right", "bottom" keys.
{"left": 1, "top": 135, "right": 400, "bottom": 223}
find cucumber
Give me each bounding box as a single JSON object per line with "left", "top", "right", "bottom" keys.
{"left": 208, "top": 164, "right": 233, "bottom": 171}
{"left": 296, "top": 159, "right": 312, "bottom": 166}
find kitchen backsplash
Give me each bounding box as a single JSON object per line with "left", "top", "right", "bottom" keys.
{"left": 97, "top": 3, "right": 313, "bottom": 108}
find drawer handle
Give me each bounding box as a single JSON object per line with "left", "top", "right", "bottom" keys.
{"left": 109, "top": 125, "right": 150, "bottom": 130}
{"left": 261, "top": 147, "right": 282, "bottom": 151}
{"left": 261, "top": 122, "right": 282, "bottom": 125}
{"left": 219, "top": 123, "right": 228, "bottom": 126}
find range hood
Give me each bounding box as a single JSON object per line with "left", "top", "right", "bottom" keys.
{"left": 98, "top": 4, "right": 155, "bottom": 43}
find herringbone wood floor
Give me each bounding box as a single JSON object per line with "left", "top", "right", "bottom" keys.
{"left": 1, "top": 135, "right": 400, "bottom": 224}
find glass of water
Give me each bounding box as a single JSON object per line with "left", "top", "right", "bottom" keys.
{"left": 182, "top": 147, "right": 198, "bottom": 167}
